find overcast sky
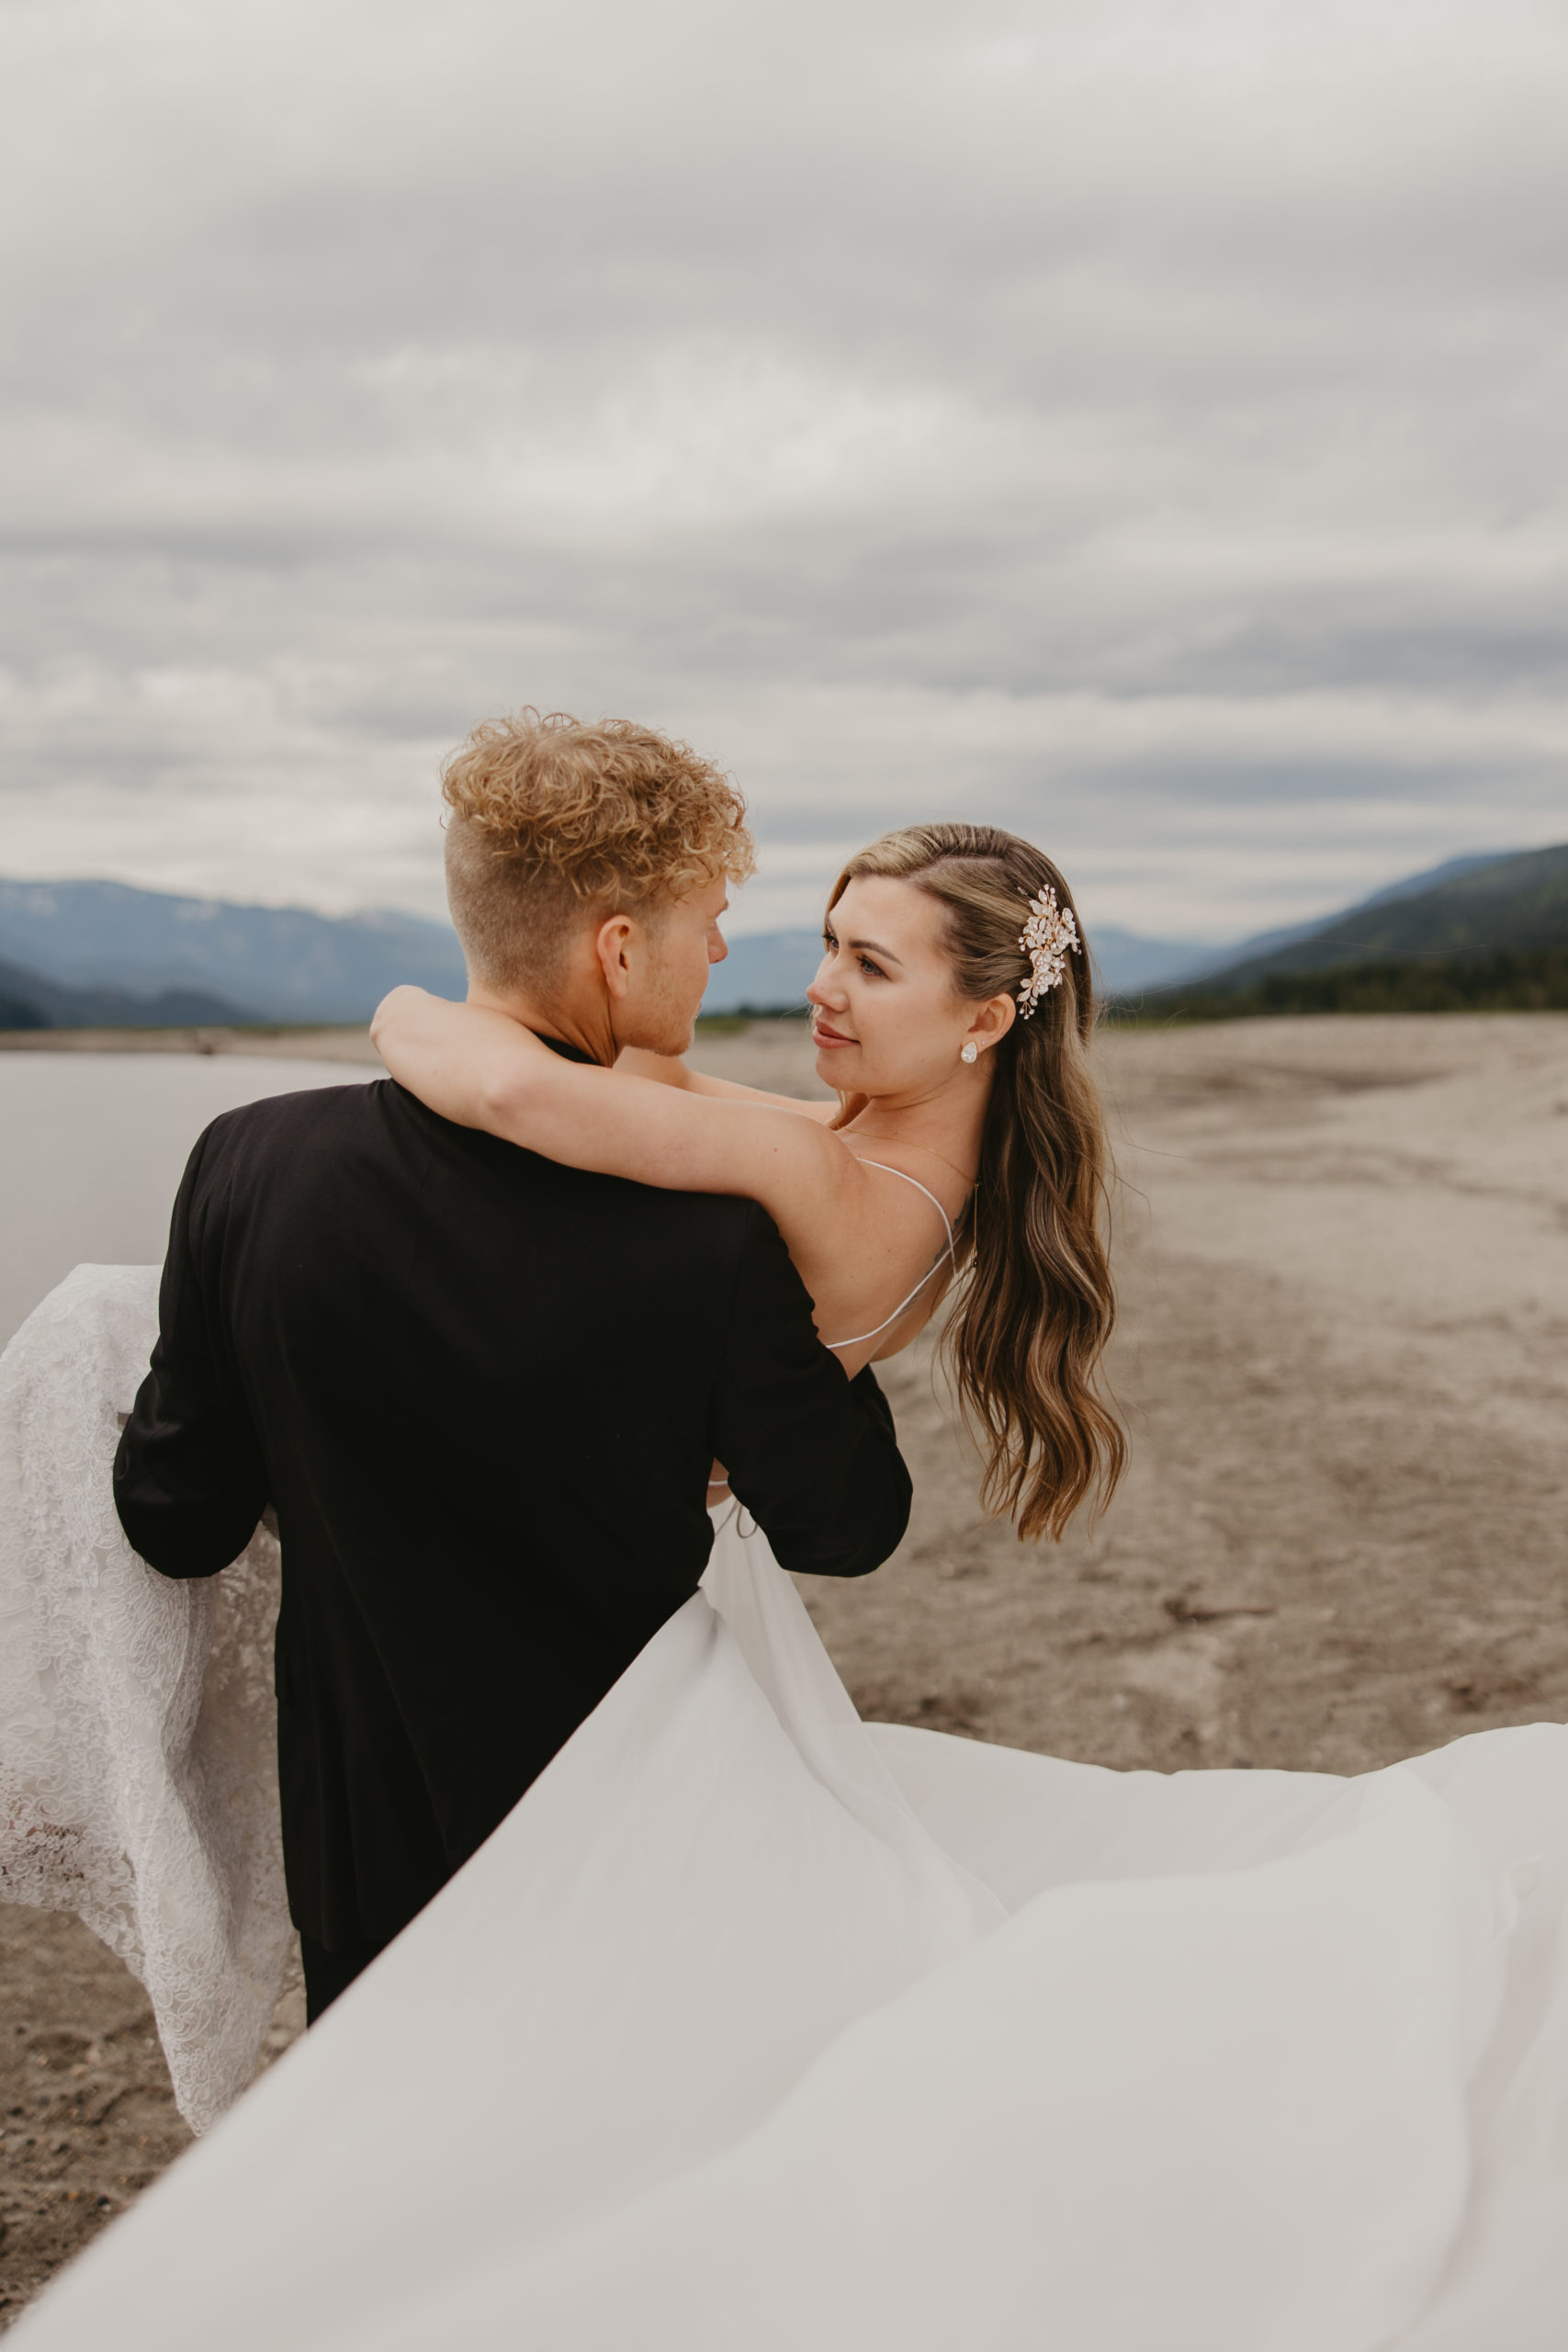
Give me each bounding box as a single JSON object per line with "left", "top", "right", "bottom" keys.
{"left": 2, "top": 0, "right": 1564, "bottom": 941}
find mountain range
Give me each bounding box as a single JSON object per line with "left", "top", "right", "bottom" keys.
{"left": 0, "top": 878, "right": 468, "bottom": 1026}
{"left": 1134, "top": 842, "right": 1568, "bottom": 1012}
{"left": 0, "top": 953, "right": 248, "bottom": 1031}
{"left": 0, "top": 845, "right": 1561, "bottom": 1029}
{"left": 1165, "top": 853, "right": 1516, "bottom": 985}
{"left": 0, "top": 879, "right": 1216, "bottom": 1024}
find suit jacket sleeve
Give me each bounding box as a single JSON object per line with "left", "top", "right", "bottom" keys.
{"left": 113, "top": 1123, "right": 269, "bottom": 1578}
{"left": 710, "top": 1204, "right": 912, "bottom": 1580}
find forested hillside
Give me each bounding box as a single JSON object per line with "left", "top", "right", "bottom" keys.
{"left": 1122, "top": 842, "right": 1568, "bottom": 1019}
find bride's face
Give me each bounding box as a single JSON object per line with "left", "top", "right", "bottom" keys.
{"left": 807, "top": 876, "right": 1006, "bottom": 1099}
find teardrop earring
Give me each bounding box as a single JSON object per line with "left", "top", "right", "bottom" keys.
{"left": 960, "top": 1041, "right": 978, "bottom": 1065}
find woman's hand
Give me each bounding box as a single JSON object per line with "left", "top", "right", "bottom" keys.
{"left": 371, "top": 988, "right": 555, "bottom": 1130}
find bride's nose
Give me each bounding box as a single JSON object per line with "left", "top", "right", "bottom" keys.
{"left": 806, "top": 968, "right": 845, "bottom": 1011}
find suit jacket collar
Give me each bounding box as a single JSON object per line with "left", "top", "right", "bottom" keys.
{"left": 538, "top": 1035, "right": 597, "bottom": 1068}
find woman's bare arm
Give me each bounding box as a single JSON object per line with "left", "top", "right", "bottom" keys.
{"left": 371, "top": 989, "right": 950, "bottom": 1377}
{"left": 373, "top": 986, "right": 861, "bottom": 1239}
{"left": 614, "top": 1046, "right": 838, "bottom": 1123}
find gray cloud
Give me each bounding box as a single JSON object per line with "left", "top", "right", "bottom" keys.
{"left": 1, "top": 0, "right": 1564, "bottom": 940}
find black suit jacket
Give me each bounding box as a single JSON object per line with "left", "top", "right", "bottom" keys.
{"left": 113, "top": 1065, "right": 911, "bottom": 1951}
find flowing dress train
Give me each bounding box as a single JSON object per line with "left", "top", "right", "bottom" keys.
{"left": 5, "top": 1267, "right": 1568, "bottom": 2349}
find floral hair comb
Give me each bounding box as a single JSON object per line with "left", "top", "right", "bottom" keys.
{"left": 1016, "top": 886, "right": 1080, "bottom": 1018}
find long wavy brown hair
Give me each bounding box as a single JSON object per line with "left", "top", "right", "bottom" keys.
{"left": 827, "top": 823, "right": 1125, "bottom": 1543}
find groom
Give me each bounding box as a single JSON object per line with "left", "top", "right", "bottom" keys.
{"left": 114, "top": 711, "right": 911, "bottom": 2022}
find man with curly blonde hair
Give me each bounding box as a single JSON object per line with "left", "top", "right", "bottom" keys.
{"left": 441, "top": 709, "right": 753, "bottom": 1062}
{"left": 117, "top": 706, "right": 912, "bottom": 2027}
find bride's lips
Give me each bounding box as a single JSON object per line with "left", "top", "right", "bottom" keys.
{"left": 811, "top": 1017, "right": 858, "bottom": 1049}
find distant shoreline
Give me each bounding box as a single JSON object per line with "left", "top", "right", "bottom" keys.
{"left": 0, "top": 1025, "right": 383, "bottom": 1061}
{"left": 8, "top": 1004, "right": 1568, "bottom": 1062}
{"left": 0, "top": 1013, "right": 784, "bottom": 1063}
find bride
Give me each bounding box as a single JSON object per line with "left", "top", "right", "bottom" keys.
{"left": 6, "top": 819, "right": 1568, "bottom": 2348}
{"left": 373, "top": 816, "right": 1124, "bottom": 1541}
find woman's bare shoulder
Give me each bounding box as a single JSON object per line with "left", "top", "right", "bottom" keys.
{"left": 835, "top": 1138, "right": 970, "bottom": 1236}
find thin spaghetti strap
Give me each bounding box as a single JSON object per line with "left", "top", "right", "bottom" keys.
{"left": 822, "top": 1159, "right": 960, "bottom": 1353}
{"left": 852, "top": 1159, "right": 956, "bottom": 1253}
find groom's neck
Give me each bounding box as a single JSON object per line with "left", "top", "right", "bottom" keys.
{"left": 466, "top": 978, "right": 617, "bottom": 1068}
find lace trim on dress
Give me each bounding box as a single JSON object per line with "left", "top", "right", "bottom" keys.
{"left": 0, "top": 1266, "right": 291, "bottom": 2133}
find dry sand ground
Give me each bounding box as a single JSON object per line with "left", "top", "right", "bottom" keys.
{"left": 5, "top": 1012, "right": 1567, "bottom": 2324}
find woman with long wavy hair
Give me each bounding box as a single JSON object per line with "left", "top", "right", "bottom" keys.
{"left": 374, "top": 818, "right": 1125, "bottom": 1545}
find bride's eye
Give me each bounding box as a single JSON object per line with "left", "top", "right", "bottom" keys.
{"left": 857, "top": 955, "right": 886, "bottom": 979}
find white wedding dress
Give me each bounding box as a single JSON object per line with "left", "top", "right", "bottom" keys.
{"left": 5, "top": 1267, "right": 1568, "bottom": 2350}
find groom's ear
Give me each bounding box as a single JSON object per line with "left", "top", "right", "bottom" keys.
{"left": 592, "top": 911, "right": 638, "bottom": 1001}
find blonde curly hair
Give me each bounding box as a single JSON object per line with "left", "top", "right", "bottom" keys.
{"left": 443, "top": 708, "right": 754, "bottom": 990}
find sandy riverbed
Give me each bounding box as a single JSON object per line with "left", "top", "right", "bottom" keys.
{"left": 4, "top": 1012, "right": 1567, "bottom": 2323}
